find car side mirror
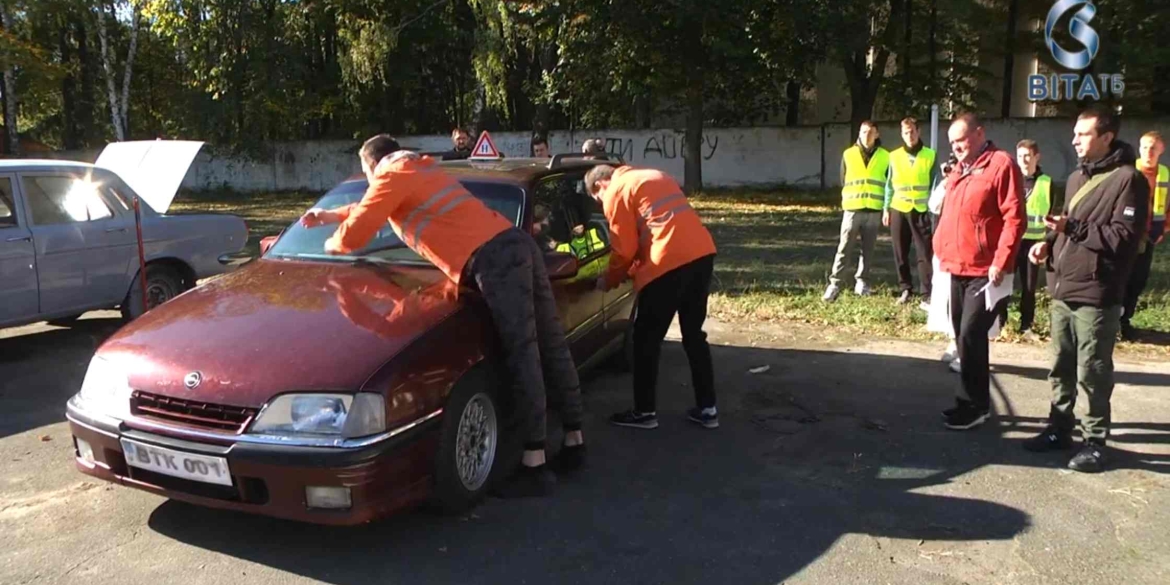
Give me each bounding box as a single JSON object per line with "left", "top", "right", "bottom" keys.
{"left": 259, "top": 235, "right": 278, "bottom": 256}
{"left": 544, "top": 251, "right": 579, "bottom": 281}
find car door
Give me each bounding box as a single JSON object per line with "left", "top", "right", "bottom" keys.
{"left": 0, "top": 174, "right": 39, "bottom": 325}
{"left": 18, "top": 172, "right": 136, "bottom": 315}
{"left": 531, "top": 172, "right": 611, "bottom": 360}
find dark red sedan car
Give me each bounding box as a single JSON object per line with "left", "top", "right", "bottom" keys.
{"left": 65, "top": 155, "right": 635, "bottom": 525}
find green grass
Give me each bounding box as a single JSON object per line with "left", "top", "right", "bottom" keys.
{"left": 167, "top": 187, "right": 1170, "bottom": 354}
{"left": 692, "top": 188, "right": 1170, "bottom": 354}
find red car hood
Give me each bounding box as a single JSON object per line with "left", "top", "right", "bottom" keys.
{"left": 99, "top": 259, "right": 465, "bottom": 408}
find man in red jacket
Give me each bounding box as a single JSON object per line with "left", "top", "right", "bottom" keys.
{"left": 933, "top": 113, "right": 1026, "bottom": 430}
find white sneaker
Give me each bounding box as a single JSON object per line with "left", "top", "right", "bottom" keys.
{"left": 941, "top": 342, "right": 957, "bottom": 363}
{"left": 854, "top": 280, "right": 871, "bottom": 296}
{"left": 822, "top": 284, "right": 841, "bottom": 302}
{"left": 949, "top": 359, "right": 962, "bottom": 374}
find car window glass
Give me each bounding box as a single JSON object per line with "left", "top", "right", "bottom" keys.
{"left": 0, "top": 178, "right": 15, "bottom": 227}
{"left": 22, "top": 175, "right": 114, "bottom": 225}
{"left": 532, "top": 174, "right": 609, "bottom": 255}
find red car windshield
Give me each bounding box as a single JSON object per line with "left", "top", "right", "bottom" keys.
{"left": 268, "top": 180, "right": 524, "bottom": 263}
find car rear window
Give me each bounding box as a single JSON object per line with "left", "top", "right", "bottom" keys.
{"left": 267, "top": 180, "right": 524, "bottom": 263}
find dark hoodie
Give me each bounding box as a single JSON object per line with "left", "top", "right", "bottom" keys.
{"left": 1046, "top": 141, "right": 1150, "bottom": 307}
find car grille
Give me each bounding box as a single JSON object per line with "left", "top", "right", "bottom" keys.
{"left": 130, "top": 391, "right": 258, "bottom": 433}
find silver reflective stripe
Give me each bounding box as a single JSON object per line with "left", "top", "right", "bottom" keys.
{"left": 894, "top": 185, "right": 929, "bottom": 192}
{"left": 645, "top": 193, "right": 687, "bottom": 215}
{"left": 642, "top": 197, "right": 694, "bottom": 228}
{"left": 845, "top": 179, "right": 886, "bottom": 188}
{"left": 409, "top": 193, "right": 472, "bottom": 245}
{"left": 398, "top": 184, "right": 460, "bottom": 238}
{"left": 1158, "top": 182, "right": 1169, "bottom": 188}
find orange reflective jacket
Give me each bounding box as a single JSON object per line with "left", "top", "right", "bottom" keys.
{"left": 326, "top": 155, "right": 512, "bottom": 285}
{"left": 601, "top": 166, "right": 716, "bottom": 291}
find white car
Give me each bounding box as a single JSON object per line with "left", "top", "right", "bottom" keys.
{"left": 0, "top": 141, "right": 248, "bottom": 328}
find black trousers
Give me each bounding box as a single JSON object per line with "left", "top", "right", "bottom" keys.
{"left": 890, "top": 209, "right": 933, "bottom": 295}
{"left": 1015, "top": 242, "right": 1042, "bottom": 331}
{"left": 632, "top": 254, "right": 717, "bottom": 413}
{"left": 1122, "top": 240, "right": 1157, "bottom": 325}
{"left": 951, "top": 275, "right": 1009, "bottom": 412}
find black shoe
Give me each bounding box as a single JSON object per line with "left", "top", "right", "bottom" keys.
{"left": 1068, "top": 442, "right": 1107, "bottom": 473}
{"left": 940, "top": 399, "right": 973, "bottom": 420}
{"left": 550, "top": 443, "right": 586, "bottom": 474}
{"left": 943, "top": 405, "right": 990, "bottom": 430}
{"left": 609, "top": 410, "right": 659, "bottom": 429}
{"left": 686, "top": 407, "right": 719, "bottom": 429}
{"left": 1022, "top": 427, "right": 1074, "bottom": 452}
{"left": 492, "top": 464, "right": 555, "bottom": 498}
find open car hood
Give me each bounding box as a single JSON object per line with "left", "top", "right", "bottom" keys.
{"left": 95, "top": 140, "right": 204, "bottom": 213}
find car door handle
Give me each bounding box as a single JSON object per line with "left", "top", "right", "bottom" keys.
{"left": 105, "top": 227, "right": 128, "bottom": 233}
{"left": 5, "top": 236, "right": 31, "bottom": 243}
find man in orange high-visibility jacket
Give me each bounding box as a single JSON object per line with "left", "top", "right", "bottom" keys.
{"left": 585, "top": 164, "right": 719, "bottom": 430}
{"left": 300, "top": 134, "right": 584, "bottom": 498}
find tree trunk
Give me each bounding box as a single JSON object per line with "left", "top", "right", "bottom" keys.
{"left": 1, "top": 6, "right": 18, "bottom": 156}
{"left": 684, "top": 82, "right": 704, "bottom": 194}
{"left": 97, "top": 2, "right": 124, "bottom": 140}
{"left": 118, "top": 3, "right": 140, "bottom": 137}
{"left": 785, "top": 80, "right": 801, "bottom": 126}
{"left": 1001, "top": 0, "right": 1019, "bottom": 118}
{"left": 902, "top": 0, "right": 912, "bottom": 94}
{"left": 75, "top": 15, "right": 95, "bottom": 146}
{"left": 60, "top": 18, "right": 80, "bottom": 149}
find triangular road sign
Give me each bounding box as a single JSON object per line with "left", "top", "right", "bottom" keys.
{"left": 469, "top": 131, "right": 502, "bottom": 159}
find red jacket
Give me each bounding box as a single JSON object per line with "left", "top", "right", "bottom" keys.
{"left": 932, "top": 142, "right": 1026, "bottom": 277}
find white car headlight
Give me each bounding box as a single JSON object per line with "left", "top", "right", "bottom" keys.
{"left": 75, "top": 356, "right": 133, "bottom": 418}
{"left": 250, "top": 393, "right": 386, "bottom": 438}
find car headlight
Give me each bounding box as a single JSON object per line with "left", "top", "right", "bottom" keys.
{"left": 75, "top": 356, "right": 133, "bottom": 418}
{"left": 249, "top": 393, "right": 386, "bottom": 438}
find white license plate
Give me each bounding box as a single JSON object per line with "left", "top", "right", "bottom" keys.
{"left": 120, "top": 439, "right": 232, "bottom": 486}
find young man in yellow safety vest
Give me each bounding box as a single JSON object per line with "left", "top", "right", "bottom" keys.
{"left": 1006, "top": 139, "right": 1052, "bottom": 340}
{"left": 883, "top": 117, "right": 937, "bottom": 306}
{"left": 824, "top": 120, "right": 888, "bottom": 301}
{"left": 1121, "top": 131, "right": 1169, "bottom": 339}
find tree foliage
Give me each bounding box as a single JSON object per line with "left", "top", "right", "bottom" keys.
{"left": 0, "top": 0, "right": 1166, "bottom": 164}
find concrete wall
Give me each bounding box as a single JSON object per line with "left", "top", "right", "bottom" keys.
{"left": 49, "top": 117, "right": 1170, "bottom": 193}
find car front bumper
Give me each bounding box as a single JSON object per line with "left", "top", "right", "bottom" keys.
{"left": 66, "top": 401, "right": 442, "bottom": 526}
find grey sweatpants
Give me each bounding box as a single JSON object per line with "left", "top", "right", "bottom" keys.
{"left": 467, "top": 228, "right": 583, "bottom": 449}
{"left": 829, "top": 210, "right": 880, "bottom": 287}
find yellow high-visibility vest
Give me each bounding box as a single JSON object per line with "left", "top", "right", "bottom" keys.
{"left": 1155, "top": 164, "right": 1168, "bottom": 222}
{"left": 1024, "top": 175, "right": 1052, "bottom": 240}
{"left": 842, "top": 146, "right": 889, "bottom": 212}
{"left": 888, "top": 147, "right": 935, "bottom": 213}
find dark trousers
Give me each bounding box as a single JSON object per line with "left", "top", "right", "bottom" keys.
{"left": 890, "top": 209, "right": 933, "bottom": 295}
{"left": 1015, "top": 242, "right": 1042, "bottom": 331}
{"left": 1048, "top": 301, "right": 1121, "bottom": 442}
{"left": 1122, "top": 231, "right": 1160, "bottom": 325}
{"left": 632, "top": 254, "right": 717, "bottom": 413}
{"left": 951, "top": 275, "right": 1008, "bottom": 412}
{"left": 468, "top": 228, "right": 583, "bottom": 449}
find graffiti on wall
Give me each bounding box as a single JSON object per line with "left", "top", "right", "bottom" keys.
{"left": 577, "top": 133, "right": 720, "bottom": 162}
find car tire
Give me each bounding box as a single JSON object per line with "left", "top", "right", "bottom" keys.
{"left": 121, "top": 264, "right": 185, "bottom": 321}
{"left": 431, "top": 367, "right": 502, "bottom": 514}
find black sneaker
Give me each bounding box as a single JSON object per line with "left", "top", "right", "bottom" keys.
{"left": 943, "top": 405, "right": 990, "bottom": 430}
{"left": 550, "top": 443, "right": 586, "bottom": 474}
{"left": 609, "top": 410, "right": 659, "bottom": 429}
{"left": 1022, "top": 427, "right": 1074, "bottom": 452}
{"left": 1068, "top": 442, "right": 1106, "bottom": 473}
{"left": 491, "top": 464, "right": 555, "bottom": 498}
{"left": 687, "top": 407, "right": 719, "bottom": 429}
{"left": 940, "top": 399, "right": 974, "bottom": 420}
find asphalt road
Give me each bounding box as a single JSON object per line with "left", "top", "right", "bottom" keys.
{"left": 2, "top": 313, "right": 1168, "bottom": 585}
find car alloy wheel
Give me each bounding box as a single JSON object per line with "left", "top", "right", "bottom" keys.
{"left": 455, "top": 392, "right": 497, "bottom": 491}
